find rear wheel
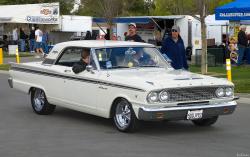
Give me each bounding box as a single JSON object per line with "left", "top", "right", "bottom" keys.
{"left": 192, "top": 116, "right": 218, "bottom": 126}
{"left": 113, "top": 99, "right": 140, "bottom": 132}
{"left": 31, "top": 88, "right": 56, "bottom": 115}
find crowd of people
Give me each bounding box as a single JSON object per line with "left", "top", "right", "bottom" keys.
{"left": 11, "top": 26, "right": 49, "bottom": 57}
{"left": 71, "top": 23, "right": 188, "bottom": 74}
{"left": 5, "top": 22, "right": 249, "bottom": 69}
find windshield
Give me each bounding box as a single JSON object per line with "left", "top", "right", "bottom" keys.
{"left": 94, "top": 47, "right": 171, "bottom": 70}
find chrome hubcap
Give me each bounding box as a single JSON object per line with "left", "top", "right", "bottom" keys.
{"left": 33, "top": 89, "right": 45, "bottom": 111}
{"left": 115, "top": 101, "right": 131, "bottom": 128}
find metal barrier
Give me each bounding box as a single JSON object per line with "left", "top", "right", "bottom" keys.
{"left": 0, "top": 48, "right": 3, "bottom": 64}
{"left": 16, "top": 48, "right": 20, "bottom": 64}
{"left": 226, "top": 59, "right": 232, "bottom": 82}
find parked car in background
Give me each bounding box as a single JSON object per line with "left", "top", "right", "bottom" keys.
{"left": 8, "top": 40, "right": 238, "bottom": 132}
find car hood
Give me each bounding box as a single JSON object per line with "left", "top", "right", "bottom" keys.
{"left": 105, "top": 68, "right": 233, "bottom": 91}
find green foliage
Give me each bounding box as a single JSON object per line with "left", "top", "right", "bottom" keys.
{"left": 0, "top": 0, "right": 234, "bottom": 16}
{"left": 122, "top": 0, "right": 148, "bottom": 16}
{"left": 78, "top": 0, "right": 149, "bottom": 17}
{"left": 190, "top": 65, "right": 250, "bottom": 93}
{"left": 0, "top": 64, "right": 10, "bottom": 71}
{"left": 153, "top": 0, "right": 233, "bottom": 16}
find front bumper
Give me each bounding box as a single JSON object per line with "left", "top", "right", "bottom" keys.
{"left": 138, "top": 101, "right": 237, "bottom": 121}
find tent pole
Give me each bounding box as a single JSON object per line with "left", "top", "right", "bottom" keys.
{"left": 151, "top": 18, "right": 163, "bottom": 31}
{"left": 96, "top": 22, "right": 107, "bottom": 35}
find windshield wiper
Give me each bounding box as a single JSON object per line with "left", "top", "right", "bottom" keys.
{"left": 111, "top": 66, "right": 130, "bottom": 69}
{"left": 139, "top": 65, "right": 161, "bottom": 68}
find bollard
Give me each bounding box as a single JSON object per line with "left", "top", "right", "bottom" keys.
{"left": 0, "top": 48, "right": 3, "bottom": 65}
{"left": 16, "top": 48, "right": 20, "bottom": 64}
{"left": 226, "top": 59, "right": 232, "bottom": 82}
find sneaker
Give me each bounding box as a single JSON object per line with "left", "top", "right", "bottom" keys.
{"left": 34, "top": 55, "right": 40, "bottom": 58}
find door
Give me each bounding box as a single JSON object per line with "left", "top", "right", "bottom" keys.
{"left": 54, "top": 47, "right": 99, "bottom": 113}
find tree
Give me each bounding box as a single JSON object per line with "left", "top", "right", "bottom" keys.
{"left": 97, "top": 0, "right": 123, "bottom": 38}
{"left": 188, "top": 0, "right": 233, "bottom": 74}
{"left": 144, "top": 0, "right": 155, "bottom": 15}
{"left": 153, "top": 0, "right": 233, "bottom": 74}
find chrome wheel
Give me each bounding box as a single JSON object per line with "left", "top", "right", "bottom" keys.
{"left": 115, "top": 101, "right": 131, "bottom": 129}
{"left": 33, "top": 89, "right": 45, "bottom": 112}
{"left": 31, "top": 88, "right": 56, "bottom": 115}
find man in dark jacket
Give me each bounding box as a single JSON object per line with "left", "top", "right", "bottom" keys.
{"left": 125, "top": 23, "right": 144, "bottom": 42}
{"left": 72, "top": 48, "right": 90, "bottom": 74}
{"left": 160, "top": 25, "right": 188, "bottom": 70}
{"left": 237, "top": 25, "right": 248, "bottom": 66}
{"left": 29, "top": 27, "right": 35, "bottom": 53}
{"left": 19, "top": 27, "right": 27, "bottom": 52}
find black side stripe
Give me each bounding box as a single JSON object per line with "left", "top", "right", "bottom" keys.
{"left": 11, "top": 67, "right": 146, "bottom": 92}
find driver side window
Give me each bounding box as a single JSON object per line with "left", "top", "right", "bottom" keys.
{"left": 56, "top": 47, "right": 96, "bottom": 69}
{"left": 56, "top": 47, "right": 82, "bottom": 67}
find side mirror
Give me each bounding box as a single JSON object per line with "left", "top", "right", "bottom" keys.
{"left": 86, "top": 65, "right": 95, "bottom": 74}
{"left": 162, "top": 53, "right": 172, "bottom": 63}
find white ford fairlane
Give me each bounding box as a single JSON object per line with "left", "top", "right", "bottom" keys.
{"left": 8, "top": 40, "right": 238, "bottom": 132}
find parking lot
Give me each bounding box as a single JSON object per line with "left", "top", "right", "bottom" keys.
{"left": 0, "top": 73, "right": 249, "bottom": 157}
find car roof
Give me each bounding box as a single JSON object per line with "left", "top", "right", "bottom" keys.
{"left": 46, "top": 40, "right": 155, "bottom": 60}
{"left": 56, "top": 40, "right": 154, "bottom": 48}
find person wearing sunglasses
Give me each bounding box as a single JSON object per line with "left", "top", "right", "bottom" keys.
{"left": 160, "top": 25, "right": 188, "bottom": 70}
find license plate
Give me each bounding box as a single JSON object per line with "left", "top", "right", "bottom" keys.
{"left": 187, "top": 110, "right": 203, "bottom": 120}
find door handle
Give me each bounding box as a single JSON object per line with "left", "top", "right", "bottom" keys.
{"left": 64, "top": 69, "right": 72, "bottom": 73}
{"left": 99, "top": 86, "right": 107, "bottom": 90}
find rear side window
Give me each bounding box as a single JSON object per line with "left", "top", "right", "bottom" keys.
{"left": 56, "top": 47, "right": 84, "bottom": 67}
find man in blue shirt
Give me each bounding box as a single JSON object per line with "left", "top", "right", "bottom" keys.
{"left": 161, "top": 25, "right": 188, "bottom": 70}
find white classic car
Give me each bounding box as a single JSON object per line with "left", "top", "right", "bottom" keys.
{"left": 8, "top": 40, "right": 238, "bottom": 132}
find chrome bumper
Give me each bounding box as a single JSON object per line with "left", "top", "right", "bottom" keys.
{"left": 138, "top": 101, "right": 237, "bottom": 121}
{"left": 8, "top": 77, "right": 13, "bottom": 88}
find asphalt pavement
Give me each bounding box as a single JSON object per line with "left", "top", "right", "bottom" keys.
{"left": 0, "top": 72, "right": 249, "bottom": 157}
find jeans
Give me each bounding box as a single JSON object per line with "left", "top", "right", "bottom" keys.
{"left": 237, "top": 45, "right": 246, "bottom": 66}
{"left": 29, "top": 39, "right": 35, "bottom": 52}
{"left": 42, "top": 42, "right": 49, "bottom": 54}
{"left": 20, "top": 39, "right": 26, "bottom": 52}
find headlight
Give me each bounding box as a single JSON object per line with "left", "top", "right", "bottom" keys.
{"left": 147, "top": 92, "right": 158, "bottom": 102}
{"left": 225, "top": 87, "right": 233, "bottom": 97}
{"left": 216, "top": 88, "right": 225, "bottom": 97}
{"left": 159, "top": 90, "right": 169, "bottom": 102}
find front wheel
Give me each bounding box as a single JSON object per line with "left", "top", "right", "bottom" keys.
{"left": 192, "top": 116, "right": 218, "bottom": 126}
{"left": 31, "top": 88, "right": 56, "bottom": 115}
{"left": 113, "top": 99, "right": 140, "bottom": 132}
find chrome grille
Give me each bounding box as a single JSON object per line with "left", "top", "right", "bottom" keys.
{"left": 168, "top": 87, "right": 218, "bottom": 102}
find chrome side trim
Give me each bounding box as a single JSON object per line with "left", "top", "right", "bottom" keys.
{"left": 141, "top": 101, "right": 237, "bottom": 112}
{"left": 11, "top": 67, "right": 146, "bottom": 92}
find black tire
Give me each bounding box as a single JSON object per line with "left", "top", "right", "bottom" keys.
{"left": 31, "top": 88, "right": 56, "bottom": 115}
{"left": 192, "top": 116, "right": 218, "bottom": 126}
{"left": 113, "top": 99, "right": 140, "bottom": 132}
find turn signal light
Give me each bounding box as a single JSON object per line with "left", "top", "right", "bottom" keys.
{"left": 224, "top": 108, "right": 230, "bottom": 114}
{"left": 156, "top": 112, "right": 164, "bottom": 119}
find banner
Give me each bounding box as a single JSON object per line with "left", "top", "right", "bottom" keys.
{"left": 0, "top": 3, "right": 59, "bottom": 24}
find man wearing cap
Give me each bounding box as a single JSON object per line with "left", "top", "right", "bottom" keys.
{"left": 125, "top": 23, "right": 144, "bottom": 42}
{"left": 237, "top": 25, "right": 248, "bottom": 66}
{"left": 160, "top": 25, "right": 188, "bottom": 70}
